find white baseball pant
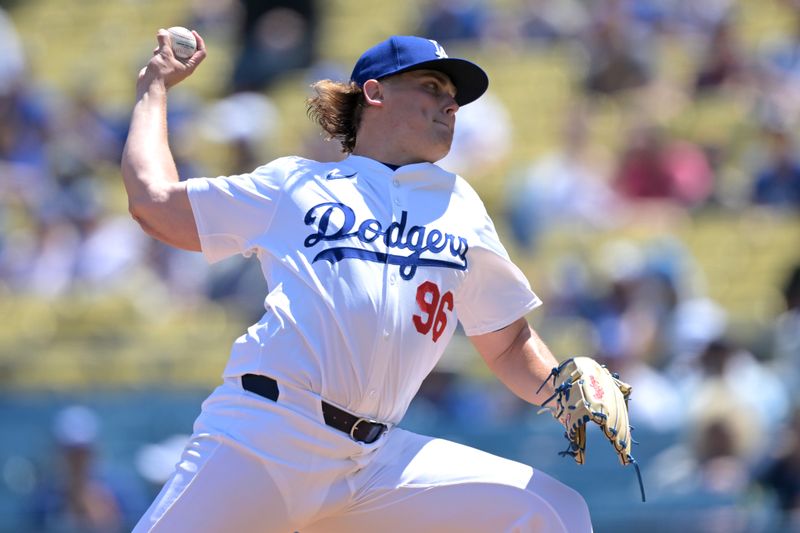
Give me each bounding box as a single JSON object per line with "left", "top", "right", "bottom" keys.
{"left": 133, "top": 379, "right": 592, "bottom": 533}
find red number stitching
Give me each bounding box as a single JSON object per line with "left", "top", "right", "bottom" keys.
{"left": 431, "top": 291, "right": 453, "bottom": 342}
{"left": 413, "top": 281, "right": 439, "bottom": 335}
{"left": 413, "top": 281, "right": 454, "bottom": 342}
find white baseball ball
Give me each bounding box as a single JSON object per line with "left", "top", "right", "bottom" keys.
{"left": 167, "top": 26, "right": 196, "bottom": 61}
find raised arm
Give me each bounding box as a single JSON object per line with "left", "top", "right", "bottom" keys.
{"left": 469, "top": 317, "right": 559, "bottom": 405}
{"left": 120, "top": 29, "right": 207, "bottom": 250}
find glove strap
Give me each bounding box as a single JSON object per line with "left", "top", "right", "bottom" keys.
{"left": 535, "top": 366, "right": 559, "bottom": 395}
{"left": 629, "top": 455, "right": 646, "bottom": 503}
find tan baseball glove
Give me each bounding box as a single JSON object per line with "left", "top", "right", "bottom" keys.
{"left": 538, "top": 356, "right": 646, "bottom": 501}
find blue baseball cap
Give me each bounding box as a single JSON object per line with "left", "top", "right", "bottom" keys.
{"left": 350, "top": 36, "right": 489, "bottom": 106}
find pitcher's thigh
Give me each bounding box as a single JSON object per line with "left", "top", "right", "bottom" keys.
{"left": 133, "top": 435, "right": 293, "bottom": 533}
{"left": 305, "top": 480, "right": 576, "bottom": 533}
{"left": 304, "top": 431, "right": 591, "bottom": 533}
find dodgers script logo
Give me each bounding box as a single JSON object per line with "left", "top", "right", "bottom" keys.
{"left": 303, "top": 202, "right": 468, "bottom": 280}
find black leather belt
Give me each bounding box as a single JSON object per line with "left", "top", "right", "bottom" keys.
{"left": 241, "top": 374, "right": 388, "bottom": 444}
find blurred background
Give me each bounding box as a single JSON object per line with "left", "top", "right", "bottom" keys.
{"left": 1, "top": 0, "right": 800, "bottom": 531}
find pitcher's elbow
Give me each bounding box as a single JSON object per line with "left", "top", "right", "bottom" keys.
{"left": 128, "top": 197, "right": 146, "bottom": 222}
{"left": 127, "top": 198, "right": 159, "bottom": 236}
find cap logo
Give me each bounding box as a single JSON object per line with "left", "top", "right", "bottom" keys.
{"left": 429, "top": 39, "right": 448, "bottom": 59}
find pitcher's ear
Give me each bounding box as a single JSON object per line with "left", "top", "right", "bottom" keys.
{"left": 362, "top": 79, "right": 385, "bottom": 106}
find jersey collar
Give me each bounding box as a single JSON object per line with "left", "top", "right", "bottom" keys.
{"left": 345, "top": 154, "right": 451, "bottom": 181}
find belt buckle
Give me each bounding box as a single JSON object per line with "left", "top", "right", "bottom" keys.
{"left": 350, "top": 417, "right": 383, "bottom": 443}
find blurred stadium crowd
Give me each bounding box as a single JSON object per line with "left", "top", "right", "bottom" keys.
{"left": 1, "top": 0, "right": 800, "bottom": 531}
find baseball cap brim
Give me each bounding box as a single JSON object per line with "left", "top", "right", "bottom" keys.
{"left": 390, "top": 58, "right": 488, "bottom": 106}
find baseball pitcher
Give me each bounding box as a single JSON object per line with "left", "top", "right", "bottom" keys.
{"left": 122, "top": 30, "right": 637, "bottom": 532}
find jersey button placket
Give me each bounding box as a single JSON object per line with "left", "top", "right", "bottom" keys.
{"left": 364, "top": 173, "right": 399, "bottom": 413}
{"left": 391, "top": 175, "right": 402, "bottom": 208}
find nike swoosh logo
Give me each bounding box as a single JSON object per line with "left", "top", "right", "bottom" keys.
{"left": 325, "top": 169, "right": 357, "bottom": 180}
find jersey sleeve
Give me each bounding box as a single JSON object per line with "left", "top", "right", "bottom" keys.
{"left": 454, "top": 202, "right": 542, "bottom": 337}
{"left": 186, "top": 159, "right": 289, "bottom": 263}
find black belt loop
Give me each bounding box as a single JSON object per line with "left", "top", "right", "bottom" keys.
{"left": 241, "top": 373, "right": 279, "bottom": 401}
{"left": 240, "top": 374, "right": 387, "bottom": 444}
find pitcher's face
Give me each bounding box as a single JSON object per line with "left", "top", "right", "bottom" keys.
{"left": 379, "top": 70, "right": 459, "bottom": 163}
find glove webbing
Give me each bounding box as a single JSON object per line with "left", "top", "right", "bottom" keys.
{"left": 537, "top": 366, "right": 647, "bottom": 502}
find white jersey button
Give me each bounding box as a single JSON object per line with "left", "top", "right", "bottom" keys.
{"left": 382, "top": 330, "right": 390, "bottom": 339}
{"left": 389, "top": 274, "right": 396, "bottom": 285}
{"left": 368, "top": 389, "right": 377, "bottom": 398}
{"left": 393, "top": 197, "right": 401, "bottom": 206}
{"left": 392, "top": 179, "right": 400, "bottom": 187}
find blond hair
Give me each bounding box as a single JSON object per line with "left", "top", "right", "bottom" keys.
{"left": 306, "top": 80, "right": 365, "bottom": 153}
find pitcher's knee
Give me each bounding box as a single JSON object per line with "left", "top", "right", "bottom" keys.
{"left": 525, "top": 471, "right": 592, "bottom": 532}
{"left": 550, "top": 483, "right": 591, "bottom": 532}
{"left": 507, "top": 498, "right": 567, "bottom": 533}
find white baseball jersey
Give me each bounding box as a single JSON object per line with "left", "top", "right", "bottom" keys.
{"left": 186, "top": 154, "right": 541, "bottom": 424}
